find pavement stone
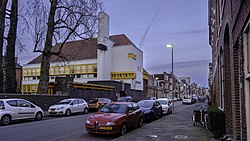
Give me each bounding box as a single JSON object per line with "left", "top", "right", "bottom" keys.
{"left": 113, "top": 103, "right": 218, "bottom": 141}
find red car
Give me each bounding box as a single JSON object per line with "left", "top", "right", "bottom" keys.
{"left": 85, "top": 102, "right": 143, "bottom": 135}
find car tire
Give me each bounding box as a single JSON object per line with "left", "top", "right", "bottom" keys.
{"left": 35, "top": 112, "right": 43, "bottom": 121}
{"left": 83, "top": 108, "right": 88, "bottom": 114}
{"left": 120, "top": 123, "right": 127, "bottom": 135}
{"left": 65, "top": 109, "right": 71, "bottom": 116}
{"left": 137, "top": 117, "right": 143, "bottom": 128}
{"left": 1, "top": 115, "right": 11, "bottom": 125}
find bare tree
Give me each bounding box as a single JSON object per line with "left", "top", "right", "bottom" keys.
{"left": 5, "top": 0, "right": 18, "bottom": 93}
{"left": 26, "top": 0, "right": 102, "bottom": 94}
{"left": 0, "top": 0, "right": 8, "bottom": 93}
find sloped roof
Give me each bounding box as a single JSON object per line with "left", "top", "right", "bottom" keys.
{"left": 27, "top": 34, "right": 135, "bottom": 64}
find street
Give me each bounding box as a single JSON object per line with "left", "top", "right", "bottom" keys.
{"left": 0, "top": 101, "right": 193, "bottom": 141}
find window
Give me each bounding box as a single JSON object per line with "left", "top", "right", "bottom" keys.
{"left": 17, "top": 100, "right": 32, "bottom": 108}
{"left": 55, "top": 68, "right": 59, "bottom": 75}
{"left": 76, "top": 66, "right": 80, "bottom": 73}
{"left": 87, "top": 65, "right": 92, "bottom": 72}
{"left": 72, "top": 100, "right": 78, "bottom": 105}
{"left": 81, "top": 65, "right": 86, "bottom": 73}
{"left": 36, "top": 69, "right": 40, "bottom": 76}
{"left": 7, "top": 100, "right": 17, "bottom": 107}
{"left": 32, "top": 69, "right": 36, "bottom": 76}
{"left": 23, "top": 70, "right": 27, "bottom": 76}
{"left": 76, "top": 74, "right": 81, "bottom": 78}
{"left": 93, "top": 65, "right": 97, "bottom": 72}
{"left": 65, "top": 67, "right": 69, "bottom": 74}
{"left": 50, "top": 68, "right": 54, "bottom": 75}
{"left": 60, "top": 67, "right": 64, "bottom": 74}
{"left": 70, "top": 66, "right": 74, "bottom": 74}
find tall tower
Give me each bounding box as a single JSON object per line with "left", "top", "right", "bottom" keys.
{"left": 97, "top": 12, "right": 114, "bottom": 80}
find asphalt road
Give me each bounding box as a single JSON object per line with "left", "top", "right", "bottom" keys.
{"left": 0, "top": 101, "right": 186, "bottom": 141}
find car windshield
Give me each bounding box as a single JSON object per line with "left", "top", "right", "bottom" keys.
{"left": 57, "top": 100, "right": 72, "bottom": 105}
{"left": 89, "top": 99, "right": 98, "bottom": 104}
{"left": 117, "top": 97, "right": 131, "bottom": 102}
{"left": 99, "top": 103, "right": 127, "bottom": 113}
{"left": 158, "top": 100, "right": 168, "bottom": 105}
{"left": 138, "top": 100, "right": 154, "bottom": 108}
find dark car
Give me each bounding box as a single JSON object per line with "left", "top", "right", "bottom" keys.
{"left": 117, "top": 96, "right": 132, "bottom": 102}
{"left": 137, "top": 100, "right": 162, "bottom": 121}
{"left": 85, "top": 102, "right": 143, "bottom": 135}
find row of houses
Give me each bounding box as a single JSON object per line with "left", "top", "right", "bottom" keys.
{"left": 208, "top": 0, "right": 250, "bottom": 140}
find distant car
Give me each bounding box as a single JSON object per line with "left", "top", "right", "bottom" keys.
{"left": 48, "top": 98, "right": 88, "bottom": 116}
{"left": 85, "top": 102, "right": 143, "bottom": 135}
{"left": 157, "top": 98, "right": 173, "bottom": 115}
{"left": 88, "top": 98, "right": 112, "bottom": 110}
{"left": 0, "top": 98, "right": 44, "bottom": 125}
{"left": 117, "top": 96, "right": 132, "bottom": 102}
{"left": 137, "top": 100, "right": 162, "bottom": 121}
{"left": 182, "top": 96, "right": 195, "bottom": 104}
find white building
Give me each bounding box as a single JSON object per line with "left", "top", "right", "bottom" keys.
{"left": 22, "top": 12, "right": 143, "bottom": 94}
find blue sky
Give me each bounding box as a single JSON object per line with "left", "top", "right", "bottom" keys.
{"left": 103, "top": 0, "right": 211, "bottom": 87}
{"left": 18, "top": 0, "right": 211, "bottom": 87}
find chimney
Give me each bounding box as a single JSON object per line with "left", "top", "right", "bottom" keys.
{"left": 98, "top": 12, "right": 109, "bottom": 45}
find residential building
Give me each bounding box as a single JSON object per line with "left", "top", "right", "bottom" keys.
{"left": 208, "top": 0, "right": 250, "bottom": 140}
{"left": 153, "top": 72, "right": 170, "bottom": 98}
{"left": 22, "top": 12, "right": 144, "bottom": 100}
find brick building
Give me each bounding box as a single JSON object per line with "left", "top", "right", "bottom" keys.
{"left": 208, "top": 0, "right": 250, "bottom": 140}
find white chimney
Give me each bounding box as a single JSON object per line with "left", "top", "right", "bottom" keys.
{"left": 98, "top": 12, "right": 109, "bottom": 45}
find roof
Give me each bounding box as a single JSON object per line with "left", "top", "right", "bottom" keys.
{"left": 27, "top": 34, "right": 137, "bottom": 64}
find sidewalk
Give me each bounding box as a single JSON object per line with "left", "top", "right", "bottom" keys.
{"left": 113, "top": 103, "right": 217, "bottom": 141}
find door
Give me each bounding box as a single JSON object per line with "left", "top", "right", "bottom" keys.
{"left": 17, "top": 100, "right": 36, "bottom": 119}
{"left": 126, "top": 103, "right": 136, "bottom": 128}
{"left": 70, "top": 100, "right": 80, "bottom": 113}
{"left": 5, "top": 100, "right": 19, "bottom": 120}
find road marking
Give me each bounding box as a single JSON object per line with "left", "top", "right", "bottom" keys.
{"left": 174, "top": 104, "right": 194, "bottom": 114}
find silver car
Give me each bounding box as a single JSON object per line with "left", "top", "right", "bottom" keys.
{"left": 48, "top": 98, "right": 88, "bottom": 116}
{"left": 157, "top": 98, "right": 173, "bottom": 115}
{"left": 0, "top": 98, "right": 44, "bottom": 125}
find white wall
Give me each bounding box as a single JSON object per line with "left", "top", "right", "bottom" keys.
{"left": 112, "top": 45, "right": 143, "bottom": 90}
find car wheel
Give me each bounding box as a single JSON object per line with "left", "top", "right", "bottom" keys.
{"left": 65, "top": 109, "right": 71, "bottom": 116}
{"left": 137, "top": 117, "right": 143, "bottom": 128}
{"left": 83, "top": 108, "right": 88, "bottom": 114}
{"left": 1, "top": 115, "right": 11, "bottom": 125}
{"left": 35, "top": 112, "right": 43, "bottom": 121}
{"left": 120, "top": 123, "right": 127, "bottom": 135}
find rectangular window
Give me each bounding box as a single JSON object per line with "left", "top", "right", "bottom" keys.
{"left": 76, "top": 66, "right": 81, "bottom": 73}
{"left": 23, "top": 69, "right": 27, "bottom": 76}
{"left": 87, "top": 65, "right": 92, "bottom": 72}
{"left": 27, "top": 69, "right": 31, "bottom": 76}
{"left": 60, "top": 67, "right": 64, "bottom": 74}
{"left": 32, "top": 69, "right": 36, "bottom": 76}
{"left": 36, "top": 69, "right": 40, "bottom": 76}
{"left": 70, "top": 66, "right": 74, "bottom": 74}
{"left": 93, "top": 65, "right": 97, "bottom": 72}
{"left": 55, "top": 68, "right": 59, "bottom": 75}
{"left": 65, "top": 67, "right": 69, "bottom": 74}
{"left": 50, "top": 68, "right": 54, "bottom": 75}
{"left": 81, "top": 65, "right": 86, "bottom": 73}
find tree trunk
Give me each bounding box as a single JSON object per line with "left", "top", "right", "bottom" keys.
{"left": 37, "top": 0, "right": 57, "bottom": 94}
{"left": 0, "top": 0, "right": 8, "bottom": 93}
{"left": 5, "top": 0, "right": 18, "bottom": 93}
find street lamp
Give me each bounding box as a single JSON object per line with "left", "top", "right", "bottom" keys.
{"left": 166, "top": 43, "right": 174, "bottom": 114}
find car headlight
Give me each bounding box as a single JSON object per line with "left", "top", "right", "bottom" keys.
{"left": 56, "top": 107, "right": 64, "bottom": 110}
{"left": 144, "top": 110, "right": 151, "bottom": 114}
{"left": 106, "top": 122, "right": 115, "bottom": 126}
{"left": 86, "top": 120, "right": 93, "bottom": 125}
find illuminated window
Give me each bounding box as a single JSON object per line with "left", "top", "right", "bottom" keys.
{"left": 23, "top": 70, "right": 27, "bottom": 76}
{"left": 76, "top": 66, "right": 81, "bottom": 73}
{"left": 65, "top": 67, "right": 69, "bottom": 74}
{"left": 60, "top": 67, "right": 64, "bottom": 74}
{"left": 87, "top": 65, "right": 92, "bottom": 72}
{"left": 36, "top": 69, "right": 40, "bottom": 76}
{"left": 81, "top": 65, "right": 86, "bottom": 73}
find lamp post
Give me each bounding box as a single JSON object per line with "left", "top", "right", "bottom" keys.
{"left": 166, "top": 43, "right": 174, "bottom": 114}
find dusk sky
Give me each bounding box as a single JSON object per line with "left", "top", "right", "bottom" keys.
{"left": 18, "top": 0, "right": 211, "bottom": 87}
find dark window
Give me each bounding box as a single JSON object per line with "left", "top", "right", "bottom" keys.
{"left": 17, "top": 100, "right": 32, "bottom": 108}
{"left": 76, "top": 74, "right": 81, "bottom": 78}
{"left": 0, "top": 101, "right": 5, "bottom": 109}
{"left": 7, "top": 100, "right": 18, "bottom": 107}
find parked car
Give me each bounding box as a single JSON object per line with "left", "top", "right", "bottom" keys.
{"left": 117, "top": 96, "right": 132, "bottom": 102}
{"left": 182, "top": 96, "right": 196, "bottom": 104}
{"left": 88, "top": 98, "right": 112, "bottom": 110}
{"left": 137, "top": 100, "right": 162, "bottom": 121}
{"left": 0, "top": 98, "right": 44, "bottom": 125}
{"left": 85, "top": 102, "right": 143, "bottom": 135}
{"left": 48, "top": 98, "right": 88, "bottom": 116}
{"left": 157, "top": 98, "right": 173, "bottom": 115}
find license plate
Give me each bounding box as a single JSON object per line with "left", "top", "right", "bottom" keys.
{"left": 99, "top": 127, "right": 112, "bottom": 130}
